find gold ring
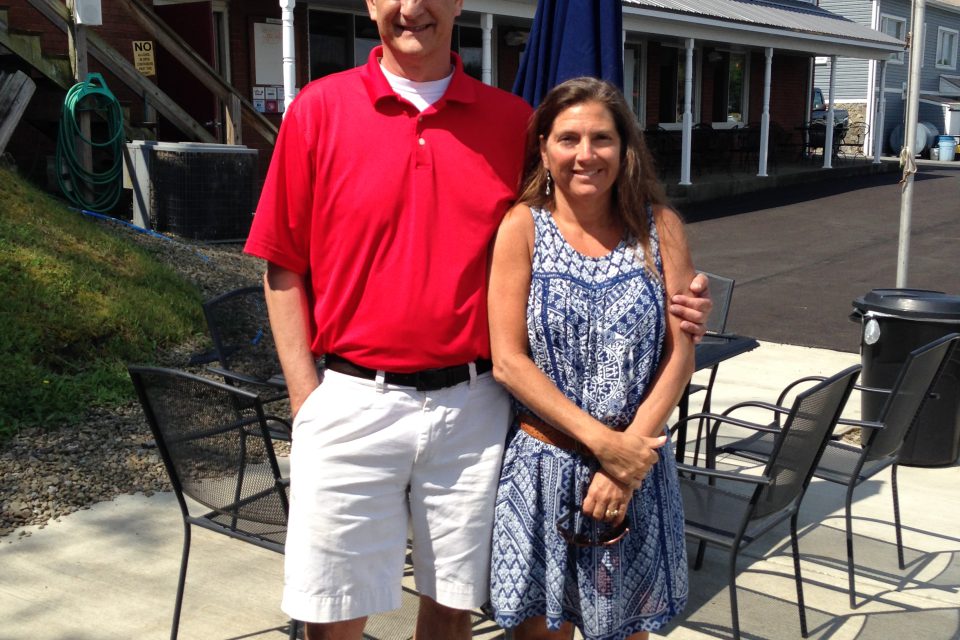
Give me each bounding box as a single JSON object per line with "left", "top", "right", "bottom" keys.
{"left": 606, "top": 508, "right": 619, "bottom": 518}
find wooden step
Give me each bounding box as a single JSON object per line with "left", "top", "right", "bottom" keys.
{"left": 0, "top": 25, "right": 72, "bottom": 88}
{"left": 0, "top": 69, "right": 37, "bottom": 154}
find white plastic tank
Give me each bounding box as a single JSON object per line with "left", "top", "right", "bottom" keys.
{"left": 889, "top": 124, "right": 922, "bottom": 156}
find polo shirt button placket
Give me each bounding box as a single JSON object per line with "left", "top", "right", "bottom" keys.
{"left": 415, "top": 114, "right": 429, "bottom": 168}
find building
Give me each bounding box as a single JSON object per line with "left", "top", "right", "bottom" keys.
{"left": 815, "top": 0, "right": 960, "bottom": 155}
{"left": 0, "top": 0, "right": 904, "bottom": 188}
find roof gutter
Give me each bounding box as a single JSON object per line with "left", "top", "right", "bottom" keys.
{"left": 622, "top": 6, "right": 904, "bottom": 59}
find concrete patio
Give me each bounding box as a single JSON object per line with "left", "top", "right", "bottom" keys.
{"left": 1, "top": 341, "right": 957, "bottom": 640}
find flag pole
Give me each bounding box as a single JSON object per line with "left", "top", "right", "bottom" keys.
{"left": 897, "top": 0, "right": 925, "bottom": 287}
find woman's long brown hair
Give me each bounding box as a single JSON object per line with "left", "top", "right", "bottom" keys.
{"left": 517, "top": 77, "right": 669, "bottom": 274}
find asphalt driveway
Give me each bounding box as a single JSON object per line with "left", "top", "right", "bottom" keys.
{"left": 681, "top": 163, "right": 960, "bottom": 353}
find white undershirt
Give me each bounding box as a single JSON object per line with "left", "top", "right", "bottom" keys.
{"left": 380, "top": 63, "right": 454, "bottom": 112}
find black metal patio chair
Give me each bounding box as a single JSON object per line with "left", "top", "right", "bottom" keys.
{"left": 202, "top": 285, "right": 292, "bottom": 437}
{"left": 684, "top": 271, "right": 736, "bottom": 464}
{"left": 128, "top": 365, "right": 298, "bottom": 640}
{"left": 714, "top": 333, "right": 960, "bottom": 608}
{"left": 675, "top": 364, "right": 861, "bottom": 640}
{"left": 838, "top": 121, "right": 869, "bottom": 162}
{"left": 203, "top": 285, "right": 287, "bottom": 401}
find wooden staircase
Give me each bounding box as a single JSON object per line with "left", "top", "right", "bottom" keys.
{"left": 3, "top": 0, "right": 278, "bottom": 146}
{"left": 0, "top": 5, "right": 72, "bottom": 89}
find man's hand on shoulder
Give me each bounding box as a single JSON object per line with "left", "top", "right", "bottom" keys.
{"left": 670, "top": 272, "right": 713, "bottom": 344}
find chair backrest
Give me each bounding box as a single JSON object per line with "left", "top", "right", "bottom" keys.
{"left": 849, "top": 122, "right": 868, "bottom": 144}
{"left": 128, "top": 366, "right": 289, "bottom": 528}
{"left": 702, "top": 272, "right": 735, "bottom": 334}
{"left": 752, "top": 365, "right": 861, "bottom": 519}
{"left": 202, "top": 285, "right": 281, "bottom": 384}
{"left": 865, "top": 333, "right": 960, "bottom": 461}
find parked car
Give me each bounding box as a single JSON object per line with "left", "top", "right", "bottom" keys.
{"left": 812, "top": 87, "right": 849, "bottom": 128}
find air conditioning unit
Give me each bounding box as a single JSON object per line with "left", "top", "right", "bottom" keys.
{"left": 123, "top": 141, "right": 258, "bottom": 241}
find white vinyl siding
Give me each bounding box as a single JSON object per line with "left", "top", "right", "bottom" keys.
{"left": 814, "top": 0, "right": 877, "bottom": 101}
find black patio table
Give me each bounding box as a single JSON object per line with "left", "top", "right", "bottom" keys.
{"left": 673, "top": 333, "right": 760, "bottom": 462}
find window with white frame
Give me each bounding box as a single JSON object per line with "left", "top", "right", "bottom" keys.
{"left": 881, "top": 14, "right": 907, "bottom": 63}
{"left": 937, "top": 27, "right": 959, "bottom": 69}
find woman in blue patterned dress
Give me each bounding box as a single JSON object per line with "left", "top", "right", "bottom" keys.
{"left": 487, "top": 78, "right": 695, "bottom": 640}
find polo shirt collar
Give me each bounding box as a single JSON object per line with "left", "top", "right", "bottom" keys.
{"left": 362, "top": 46, "right": 476, "bottom": 109}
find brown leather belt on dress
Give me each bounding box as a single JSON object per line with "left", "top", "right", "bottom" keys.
{"left": 517, "top": 413, "right": 592, "bottom": 457}
{"left": 325, "top": 353, "right": 492, "bottom": 391}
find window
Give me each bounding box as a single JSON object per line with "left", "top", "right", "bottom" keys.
{"left": 657, "top": 47, "right": 697, "bottom": 124}
{"left": 309, "top": 11, "right": 483, "bottom": 81}
{"left": 353, "top": 19, "right": 380, "bottom": 66}
{"left": 706, "top": 50, "right": 746, "bottom": 124}
{"left": 937, "top": 27, "right": 959, "bottom": 69}
{"left": 452, "top": 26, "right": 483, "bottom": 81}
{"left": 309, "top": 11, "right": 351, "bottom": 80}
{"left": 881, "top": 15, "right": 906, "bottom": 64}
{"left": 624, "top": 43, "right": 644, "bottom": 121}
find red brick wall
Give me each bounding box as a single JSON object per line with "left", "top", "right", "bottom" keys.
{"left": 748, "top": 51, "right": 811, "bottom": 141}
{"left": 644, "top": 42, "right": 662, "bottom": 128}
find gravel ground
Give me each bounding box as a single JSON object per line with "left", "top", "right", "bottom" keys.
{"left": 0, "top": 218, "right": 271, "bottom": 540}
{"left": 1, "top": 215, "right": 863, "bottom": 540}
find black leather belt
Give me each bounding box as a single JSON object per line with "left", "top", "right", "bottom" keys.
{"left": 325, "top": 354, "right": 493, "bottom": 391}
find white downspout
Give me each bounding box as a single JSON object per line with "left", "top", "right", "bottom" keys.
{"left": 873, "top": 59, "right": 888, "bottom": 164}
{"left": 481, "top": 13, "right": 493, "bottom": 86}
{"left": 823, "top": 55, "right": 837, "bottom": 168}
{"left": 680, "top": 38, "right": 694, "bottom": 186}
{"left": 866, "top": 0, "right": 881, "bottom": 156}
{"left": 758, "top": 47, "right": 772, "bottom": 177}
{"left": 280, "top": 0, "right": 296, "bottom": 114}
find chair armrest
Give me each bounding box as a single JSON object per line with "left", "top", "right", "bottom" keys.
{"left": 836, "top": 418, "right": 885, "bottom": 430}
{"left": 852, "top": 384, "right": 892, "bottom": 396}
{"left": 720, "top": 400, "right": 793, "bottom": 419}
{"left": 673, "top": 411, "right": 784, "bottom": 436}
{"left": 676, "top": 462, "right": 771, "bottom": 485}
{"left": 775, "top": 376, "right": 826, "bottom": 406}
{"left": 208, "top": 366, "right": 288, "bottom": 393}
{"left": 207, "top": 365, "right": 269, "bottom": 387}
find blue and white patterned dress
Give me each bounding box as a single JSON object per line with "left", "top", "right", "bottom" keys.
{"left": 490, "top": 206, "right": 688, "bottom": 640}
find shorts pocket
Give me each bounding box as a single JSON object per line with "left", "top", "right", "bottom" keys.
{"left": 292, "top": 382, "right": 326, "bottom": 434}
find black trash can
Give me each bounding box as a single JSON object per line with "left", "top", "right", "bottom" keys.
{"left": 850, "top": 289, "right": 960, "bottom": 467}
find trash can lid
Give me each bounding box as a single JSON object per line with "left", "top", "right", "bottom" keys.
{"left": 853, "top": 288, "right": 960, "bottom": 320}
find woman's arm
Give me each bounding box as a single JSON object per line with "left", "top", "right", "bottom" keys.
{"left": 624, "top": 205, "right": 697, "bottom": 438}
{"left": 488, "top": 206, "right": 665, "bottom": 489}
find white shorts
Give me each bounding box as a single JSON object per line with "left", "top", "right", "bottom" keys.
{"left": 281, "top": 368, "right": 511, "bottom": 624}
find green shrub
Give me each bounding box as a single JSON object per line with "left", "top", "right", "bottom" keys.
{"left": 0, "top": 167, "right": 204, "bottom": 438}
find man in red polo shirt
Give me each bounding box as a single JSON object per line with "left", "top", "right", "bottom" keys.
{"left": 245, "top": 0, "right": 711, "bottom": 638}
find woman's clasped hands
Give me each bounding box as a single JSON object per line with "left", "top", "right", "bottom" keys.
{"left": 585, "top": 429, "right": 667, "bottom": 525}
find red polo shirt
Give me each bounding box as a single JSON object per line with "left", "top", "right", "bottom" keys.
{"left": 245, "top": 48, "right": 532, "bottom": 371}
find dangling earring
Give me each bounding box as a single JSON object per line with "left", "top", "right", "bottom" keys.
{"left": 545, "top": 170, "right": 553, "bottom": 197}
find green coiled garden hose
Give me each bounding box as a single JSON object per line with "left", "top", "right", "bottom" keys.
{"left": 56, "top": 72, "right": 125, "bottom": 212}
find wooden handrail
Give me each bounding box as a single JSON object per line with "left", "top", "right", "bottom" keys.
{"left": 24, "top": 0, "right": 216, "bottom": 143}
{"left": 114, "top": 0, "right": 277, "bottom": 145}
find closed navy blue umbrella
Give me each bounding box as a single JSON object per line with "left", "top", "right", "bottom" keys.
{"left": 513, "top": 0, "right": 624, "bottom": 107}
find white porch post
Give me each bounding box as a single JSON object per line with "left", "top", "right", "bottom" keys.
{"left": 758, "top": 47, "right": 772, "bottom": 177}
{"left": 481, "top": 13, "right": 493, "bottom": 86}
{"left": 679, "top": 38, "right": 694, "bottom": 186}
{"left": 873, "top": 60, "right": 888, "bottom": 164}
{"left": 280, "top": 0, "right": 296, "bottom": 114}
{"left": 823, "top": 55, "right": 837, "bottom": 168}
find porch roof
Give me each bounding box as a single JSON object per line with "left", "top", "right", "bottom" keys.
{"left": 621, "top": 0, "right": 905, "bottom": 59}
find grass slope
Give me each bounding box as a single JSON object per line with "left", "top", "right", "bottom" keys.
{"left": 0, "top": 167, "right": 205, "bottom": 438}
